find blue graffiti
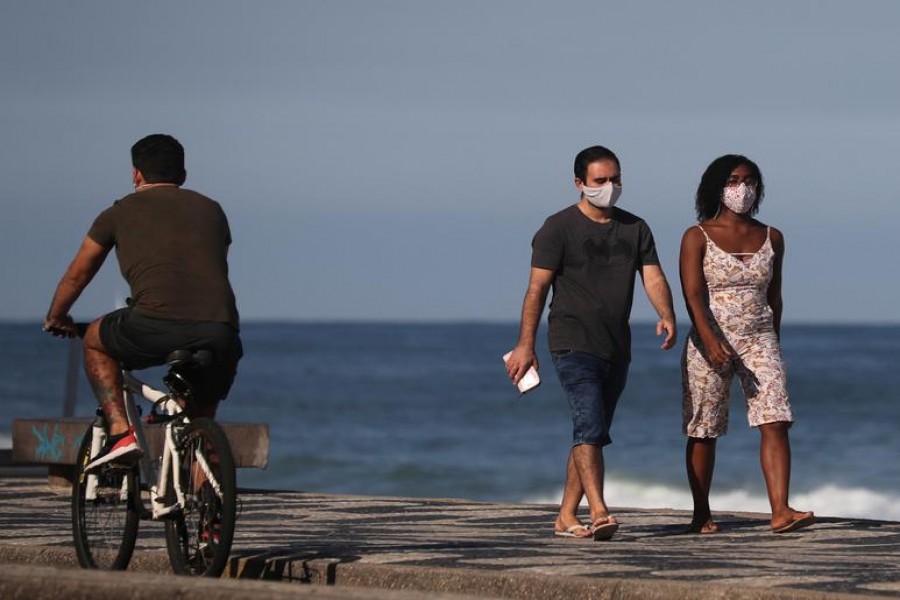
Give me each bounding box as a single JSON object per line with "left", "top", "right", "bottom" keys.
{"left": 31, "top": 423, "right": 65, "bottom": 462}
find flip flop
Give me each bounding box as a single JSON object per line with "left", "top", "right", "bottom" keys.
{"left": 687, "top": 519, "right": 722, "bottom": 534}
{"left": 772, "top": 513, "right": 815, "bottom": 534}
{"left": 554, "top": 524, "right": 592, "bottom": 538}
{"left": 591, "top": 516, "right": 619, "bottom": 541}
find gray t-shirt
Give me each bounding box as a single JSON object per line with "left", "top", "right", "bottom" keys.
{"left": 531, "top": 204, "right": 660, "bottom": 363}
{"left": 88, "top": 186, "right": 239, "bottom": 326}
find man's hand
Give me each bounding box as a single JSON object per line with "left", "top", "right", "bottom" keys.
{"left": 42, "top": 314, "right": 76, "bottom": 338}
{"left": 656, "top": 317, "right": 677, "bottom": 350}
{"left": 508, "top": 267, "right": 554, "bottom": 386}
{"left": 505, "top": 346, "right": 539, "bottom": 385}
{"left": 640, "top": 264, "right": 677, "bottom": 351}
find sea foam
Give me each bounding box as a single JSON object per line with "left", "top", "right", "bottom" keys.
{"left": 525, "top": 476, "right": 900, "bottom": 521}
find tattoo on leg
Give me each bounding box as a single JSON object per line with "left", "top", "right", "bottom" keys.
{"left": 84, "top": 349, "right": 127, "bottom": 428}
{"left": 90, "top": 382, "right": 119, "bottom": 410}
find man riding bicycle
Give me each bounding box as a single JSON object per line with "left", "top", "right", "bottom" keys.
{"left": 43, "top": 134, "right": 242, "bottom": 471}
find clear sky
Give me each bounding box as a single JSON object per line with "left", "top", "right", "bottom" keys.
{"left": 2, "top": 1, "right": 898, "bottom": 323}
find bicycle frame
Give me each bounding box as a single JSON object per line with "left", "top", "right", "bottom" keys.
{"left": 83, "top": 370, "right": 222, "bottom": 521}
{"left": 125, "top": 371, "right": 182, "bottom": 519}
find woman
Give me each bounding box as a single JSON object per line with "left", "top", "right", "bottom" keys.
{"left": 679, "top": 155, "right": 813, "bottom": 534}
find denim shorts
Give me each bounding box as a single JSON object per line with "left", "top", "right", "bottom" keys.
{"left": 551, "top": 350, "right": 629, "bottom": 447}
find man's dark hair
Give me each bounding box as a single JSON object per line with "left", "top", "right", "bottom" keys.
{"left": 695, "top": 154, "right": 765, "bottom": 221}
{"left": 131, "top": 134, "right": 186, "bottom": 185}
{"left": 573, "top": 145, "right": 621, "bottom": 182}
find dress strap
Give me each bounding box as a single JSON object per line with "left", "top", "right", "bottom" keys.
{"left": 695, "top": 224, "right": 711, "bottom": 241}
{"left": 766, "top": 226, "right": 771, "bottom": 242}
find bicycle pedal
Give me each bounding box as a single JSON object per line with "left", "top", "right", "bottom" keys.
{"left": 107, "top": 462, "right": 137, "bottom": 470}
{"left": 156, "top": 507, "right": 184, "bottom": 521}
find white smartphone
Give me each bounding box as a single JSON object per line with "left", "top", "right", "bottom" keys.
{"left": 503, "top": 351, "right": 541, "bottom": 394}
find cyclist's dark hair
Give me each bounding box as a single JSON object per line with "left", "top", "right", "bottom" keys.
{"left": 695, "top": 154, "right": 765, "bottom": 221}
{"left": 574, "top": 145, "right": 621, "bottom": 182}
{"left": 131, "top": 134, "right": 186, "bottom": 185}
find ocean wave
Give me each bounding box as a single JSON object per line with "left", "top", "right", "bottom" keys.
{"left": 0, "top": 431, "right": 10, "bottom": 449}
{"left": 524, "top": 476, "right": 900, "bottom": 521}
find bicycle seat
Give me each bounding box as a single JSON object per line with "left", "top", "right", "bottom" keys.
{"left": 165, "top": 349, "right": 214, "bottom": 369}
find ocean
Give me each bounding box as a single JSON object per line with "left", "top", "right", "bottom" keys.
{"left": 2, "top": 322, "right": 898, "bottom": 520}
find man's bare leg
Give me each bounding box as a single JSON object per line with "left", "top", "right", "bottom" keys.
{"left": 556, "top": 443, "right": 616, "bottom": 528}
{"left": 83, "top": 319, "right": 129, "bottom": 436}
{"left": 686, "top": 437, "right": 721, "bottom": 533}
{"left": 759, "top": 421, "right": 813, "bottom": 530}
{"left": 574, "top": 443, "right": 615, "bottom": 526}
{"left": 555, "top": 449, "right": 586, "bottom": 533}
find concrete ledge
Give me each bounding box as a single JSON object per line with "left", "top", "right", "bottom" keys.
{"left": 0, "top": 562, "right": 487, "bottom": 600}
{"left": 0, "top": 544, "right": 170, "bottom": 574}
{"left": 11, "top": 418, "right": 269, "bottom": 479}
{"left": 0, "top": 546, "right": 878, "bottom": 600}
{"left": 329, "top": 562, "right": 873, "bottom": 600}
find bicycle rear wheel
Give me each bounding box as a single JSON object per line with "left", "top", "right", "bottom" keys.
{"left": 71, "top": 422, "right": 141, "bottom": 570}
{"left": 164, "top": 418, "right": 236, "bottom": 577}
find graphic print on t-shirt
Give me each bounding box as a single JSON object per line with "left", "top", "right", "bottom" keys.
{"left": 582, "top": 235, "right": 634, "bottom": 266}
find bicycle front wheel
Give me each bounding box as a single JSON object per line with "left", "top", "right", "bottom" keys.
{"left": 71, "top": 423, "right": 141, "bottom": 570}
{"left": 164, "top": 418, "right": 237, "bottom": 577}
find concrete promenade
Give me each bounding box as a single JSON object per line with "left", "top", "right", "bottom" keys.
{"left": 1, "top": 475, "right": 899, "bottom": 599}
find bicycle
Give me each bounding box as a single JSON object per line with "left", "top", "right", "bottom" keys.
{"left": 69, "top": 331, "right": 237, "bottom": 577}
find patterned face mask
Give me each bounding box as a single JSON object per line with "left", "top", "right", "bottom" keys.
{"left": 582, "top": 183, "right": 622, "bottom": 209}
{"left": 721, "top": 183, "right": 756, "bottom": 214}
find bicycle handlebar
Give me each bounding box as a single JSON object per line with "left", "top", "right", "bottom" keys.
{"left": 43, "top": 321, "right": 89, "bottom": 339}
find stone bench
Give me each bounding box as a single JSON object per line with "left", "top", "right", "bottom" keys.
{"left": 11, "top": 418, "right": 269, "bottom": 486}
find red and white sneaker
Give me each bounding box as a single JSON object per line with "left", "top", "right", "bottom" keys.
{"left": 85, "top": 428, "right": 142, "bottom": 471}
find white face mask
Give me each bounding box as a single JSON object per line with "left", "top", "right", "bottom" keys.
{"left": 721, "top": 183, "right": 756, "bottom": 214}
{"left": 582, "top": 182, "right": 622, "bottom": 209}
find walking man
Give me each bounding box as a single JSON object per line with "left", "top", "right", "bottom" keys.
{"left": 505, "top": 145, "right": 676, "bottom": 540}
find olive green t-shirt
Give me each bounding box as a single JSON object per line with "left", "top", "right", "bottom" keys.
{"left": 88, "top": 186, "right": 239, "bottom": 326}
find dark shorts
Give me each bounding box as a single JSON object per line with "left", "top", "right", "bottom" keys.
{"left": 99, "top": 307, "right": 243, "bottom": 405}
{"left": 551, "top": 350, "right": 629, "bottom": 447}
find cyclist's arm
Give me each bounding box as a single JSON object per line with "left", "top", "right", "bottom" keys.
{"left": 44, "top": 237, "right": 110, "bottom": 335}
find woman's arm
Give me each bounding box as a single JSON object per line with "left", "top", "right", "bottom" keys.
{"left": 679, "top": 227, "right": 733, "bottom": 365}
{"left": 767, "top": 227, "right": 785, "bottom": 339}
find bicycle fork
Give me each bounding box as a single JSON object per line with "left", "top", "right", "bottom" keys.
{"left": 83, "top": 418, "right": 106, "bottom": 501}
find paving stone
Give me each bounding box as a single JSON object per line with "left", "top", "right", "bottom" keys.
{"left": 1, "top": 477, "right": 897, "bottom": 599}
